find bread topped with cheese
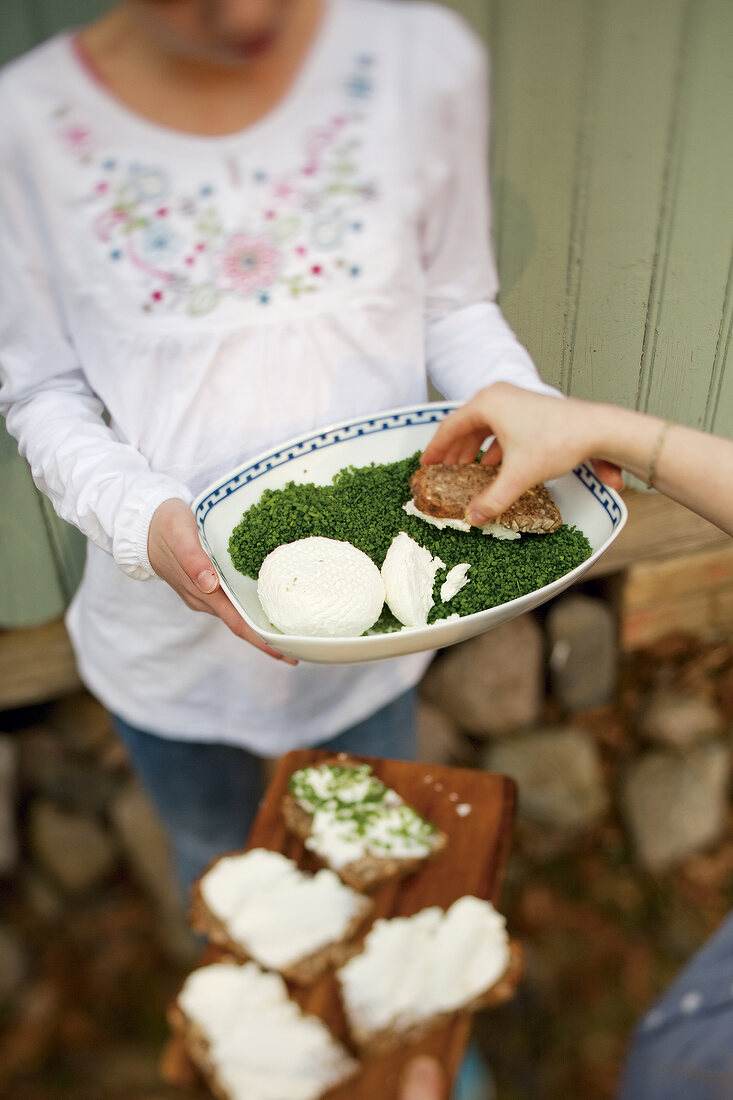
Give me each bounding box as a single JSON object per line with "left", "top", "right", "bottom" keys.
{"left": 282, "top": 756, "right": 448, "bottom": 891}
{"left": 170, "top": 960, "right": 359, "bottom": 1100}
{"left": 190, "top": 848, "right": 373, "bottom": 986}
{"left": 336, "top": 895, "right": 522, "bottom": 1055}
{"left": 409, "top": 463, "right": 562, "bottom": 535}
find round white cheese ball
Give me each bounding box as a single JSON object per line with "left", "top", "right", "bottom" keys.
{"left": 257, "top": 537, "right": 385, "bottom": 637}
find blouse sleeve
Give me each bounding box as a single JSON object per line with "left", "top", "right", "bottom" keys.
{"left": 0, "top": 91, "right": 190, "bottom": 581}
{"left": 414, "top": 8, "right": 559, "bottom": 402}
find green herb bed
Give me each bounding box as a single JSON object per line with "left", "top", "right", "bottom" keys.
{"left": 228, "top": 453, "right": 592, "bottom": 630}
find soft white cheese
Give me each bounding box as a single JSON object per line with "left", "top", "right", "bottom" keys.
{"left": 381, "top": 532, "right": 445, "bottom": 628}
{"left": 178, "top": 962, "right": 356, "bottom": 1100}
{"left": 440, "top": 562, "right": 471, "bottom": 602}
{"left": 403, "top": 499, "right": 520, "bottom": 540}
{"left": 337, "top": 896, "right": 510, "bottom": 1039}
{"left": 199, "top": 849, "right": 367, "bottom": 970}
{"left": 291, "top": 763, "right": 437, "bottom": 869}
{"left": 305, "top": 802, "right": 434, "bottom": 868}
{"left": 402, "top": 498, "right": 471, "bottom": 532}
{"left": 257, "top": 537, "right": 384, "bottom": 637}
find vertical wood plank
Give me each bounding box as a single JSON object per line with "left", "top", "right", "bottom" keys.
{"left": 476, "top": 0, "right": 731, "bottom": 437}
{"left": 641, "top": 0, "right": 733, "bottom": 432}
{"left": 0, "top": 422, "right": 86, "bottom": 627}
{"left": 29, "top": 0, "right": 107, "bottom": 40}
{"left": 1, "top": 424, "right": 65, "bottom": 626}
{"left": 0, "top": 0, "right": 43, "bottom": 65}
{"left": 709, "top": 255, "right": 733, "bottom": 438}
{"left": 562, "top": 0, "right": 689, "bottom": 408}
{"left": 485, "top": 0, "right": 589, "bottom": 387}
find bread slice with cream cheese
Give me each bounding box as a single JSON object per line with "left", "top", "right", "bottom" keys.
{"left": 190, "top": 848, "right": 373, "bottom": 986}
{"left": 282, "top": 755, "right": 447, "bottom": 891}
{"left": 170, "top": 960, "right": 359, "bottom": 1100}
{"left": 337, "top": 895, "right": 522, "bottom": 1054}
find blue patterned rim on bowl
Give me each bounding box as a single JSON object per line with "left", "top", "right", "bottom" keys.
{"left": 194, "top": 407, "right": 453, "bottom": 528}
{"left": 194, "top": 406, "right": 624, "bottom": 530}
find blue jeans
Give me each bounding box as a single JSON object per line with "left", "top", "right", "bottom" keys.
{"left": 112, "top": 689, "right": 416, "bottom": 896}
{"left": 617, "top": 909, "right": 733, "bottom": 1100}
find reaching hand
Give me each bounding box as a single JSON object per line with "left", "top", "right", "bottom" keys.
{"left": 420, "top": 383, "right": 623, "bottom": 526}
{"left": 147, "top": 498, "right": 297, "bottom": 664}
{"left": 399, "top": 1057, "right": 446, "bottom": 1100}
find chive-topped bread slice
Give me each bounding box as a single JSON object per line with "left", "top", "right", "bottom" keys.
{"left": 282, "top": 756, "right": 447, "bottom": 891}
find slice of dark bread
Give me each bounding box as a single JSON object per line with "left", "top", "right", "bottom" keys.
{"left": 190, "top": 848, "right": 373, "bottom": 986}
{"left": 170, "top": 960, "right": 359, "bottom": 1100}
{"left": 341, "top": 939, "right": 522, "bottom": 1056}
{"left": 282, "top": 755, "right": 447, "bottom": 891}
{"left": 410, "top": 463, "right": 562, "bottom": 533}
{"left": 336, "top": 897, "right": 523, "bottom": 1056}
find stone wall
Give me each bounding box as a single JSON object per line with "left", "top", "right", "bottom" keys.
{"left": 419, "top": 595, "right": 732, "bottom": 872}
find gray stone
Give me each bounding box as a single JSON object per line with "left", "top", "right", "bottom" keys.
{"left": 109, "top": 780, "right": 197, "bottom": 963}
{"left": 20, "top": 868, "right": 65, "bottom": 923}
{"left": 547, "top": 594, "right": 617, "bottom": 712}
{"left": 46, "top": 691, "right": 118, "bottom": 758}
{"left": 18, "top": 726, "right": 120, "bottom": 815}
{"left": 28, "top": 799, "right": 118, "bottom": 894}
{"left": 97, "top": 739, "right": 131, "bottom": 773}
{"left": 0, "top": 924, "right": 27, "bottom": 1009}
{"left": 637, "top": 689, "right": 724, "bottom": 751}
{"left": 0, "top": 736, "right": 18, "bottom": 874}
{"left": 421, "top": 615, "right": 544, "bottom": 737}
{"left": 621, "top": 742, "right": 730, "bottom": 871}
{"left": 17, "top": 726, "right": 63, "bottom": 789}
{"left": 483, "top": 726, "right": 608, "bottom": 830}
{"left": 417, "top": 700, "right": 468, "bottom": 765}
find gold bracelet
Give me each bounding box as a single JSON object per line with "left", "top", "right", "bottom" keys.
{"left": 646, "top": 420, "right": 673, "bottom": 490}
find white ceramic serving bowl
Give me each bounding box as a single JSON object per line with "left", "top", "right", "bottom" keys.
{"left": 193, "top": 403, "right": 627, "bottom": 663}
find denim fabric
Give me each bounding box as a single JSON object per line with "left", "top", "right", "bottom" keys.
{"left": 617, "top": 910, "right": 733, "bottom": 1100}
{"left": 455, "top": 1042, "right": 496, "bottom": 1100}
{"left": 112, "top": 687, "right": 417, "bottom": 895}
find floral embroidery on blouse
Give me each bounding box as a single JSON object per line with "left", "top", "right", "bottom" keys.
{"left": 53, "top": 54, "right": 378, "bottom": 316}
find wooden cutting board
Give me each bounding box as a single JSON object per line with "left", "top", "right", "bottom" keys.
{"left": 164, "top": 749, "right": 518, "bottom": 1099}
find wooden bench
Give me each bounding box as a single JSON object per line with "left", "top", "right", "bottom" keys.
{"left": 587, "top": 490, "right": 733, "bottom": 648}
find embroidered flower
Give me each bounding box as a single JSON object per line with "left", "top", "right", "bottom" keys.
{"left": 216, "top": 234, "right": 281, "bottom": 295}
{"left": 58, "top": 51, "right": 378, "bottom": 316}
{"left": 129, "top": 165, "right": 170, "bottom": 203}
{"left": 346, "top": 73, "right": 372, "bottom": 99}
{"left": 311, "top": 213, "right": 345, "bottom": 250}
{"left": 141, "top": 222, "right": 181, "bottom": 262}
{"left": 60, "top": 123, "right": 94, "bottom": 153}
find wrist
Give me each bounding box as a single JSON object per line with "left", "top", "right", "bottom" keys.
{"left": 590, "top": 405, "right": 668, "bottom": 483}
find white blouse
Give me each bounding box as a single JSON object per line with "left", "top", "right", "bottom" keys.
{"left": 0, "top": 0, "right": 556, "bottom": 753}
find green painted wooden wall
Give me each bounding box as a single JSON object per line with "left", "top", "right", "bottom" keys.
{"left": 1, "top": 0, "right": 732, "bottom": 626}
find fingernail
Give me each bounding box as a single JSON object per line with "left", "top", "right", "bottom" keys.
{"left": 402, "top": 1057, "right": 443, "bottom": 1091}
{"left": 407, "top": 1063, "right": 434, "bottom": 1084}
{"left": 196, "top": 568, "right": 218, "bottom": 593}
{"left": 466, "top": 509, "right": 487, "bottom": 526}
